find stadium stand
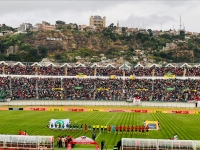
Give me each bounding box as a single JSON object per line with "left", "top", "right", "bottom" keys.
{"left": 0, "top": 61, "right": 199, "bottom": 77}
{"left": 0, "top": 61, "right": 200, "bottom": 101}
{"left": 0, "top": 77, "right": 200, "bottom": 101}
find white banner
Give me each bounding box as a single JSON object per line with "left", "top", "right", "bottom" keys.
{"left": 133, "top": 97, "right": 141, "bottom": 105}
{"left": 197, "top": 101, "right": 200, "bottom": 108}
{"left": 49, "top": 119, "right": 70, "bottom": 129}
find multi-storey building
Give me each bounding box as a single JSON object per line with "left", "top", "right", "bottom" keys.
{"left": 18, "top": 23, "right": 33, "bottom": 32}
{"left": 89, "top": 15, "right": 106, "bottom": 27}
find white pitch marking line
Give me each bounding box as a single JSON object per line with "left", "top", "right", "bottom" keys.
{"left": 96, "top": 112, "right": 117, "bottom": 140}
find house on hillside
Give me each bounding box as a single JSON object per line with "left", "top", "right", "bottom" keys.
{"left": 163, "top": 43, "right": 177, "bottom": 51}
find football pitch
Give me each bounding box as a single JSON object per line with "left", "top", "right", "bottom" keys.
{"left": 0, "top": 109, "right": 200, "bottom": 149}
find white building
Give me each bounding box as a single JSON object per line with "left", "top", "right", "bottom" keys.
{"left": 18, "top": 23, "right": 33, "bottom": 32}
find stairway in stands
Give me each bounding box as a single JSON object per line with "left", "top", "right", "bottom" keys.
{"left": 183, "top": 68, "right": 187, "bottom": 77}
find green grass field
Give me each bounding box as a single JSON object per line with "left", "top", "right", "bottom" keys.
{"left": 0, "top": 110, "right": 200, "bottom": 149}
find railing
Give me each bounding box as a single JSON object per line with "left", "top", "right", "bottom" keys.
{"left": 1, "top": 61, "right": 200, "bottom": 68}
{"left": 0, "top": 100, "right": 196, "bottom": 108}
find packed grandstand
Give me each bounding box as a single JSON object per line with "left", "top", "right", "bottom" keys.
{"left": 0, "top": 61, "right": 200, "bottom": 101}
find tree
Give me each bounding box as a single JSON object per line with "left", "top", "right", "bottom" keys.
{"left": 28, "top": 48, "right": 38, "bottom": 56}
{"left": 38, "top": 45, "right": 47, "bottom": 58}
{"left": 54, "top": 54, "right": 62, "bottom": 60}
{"left": 73, "top": 24, "right": 78, "bottom": 30}
{"left": 102, "top": 28, "right": 112, "bottom": 37}
{"left": 6, "top": 54, "right": 21, "bottom": 61}
{"left": 56, "top": 20, "right": 65, "bottom": 25}
{"left": 109, "top": 23, "right": 114, "bottom": 29}
{"left": 147, "top": 29, "right": 153, "bottom": 37}
{"left": 161, "top": 33, "right": 171, "bottom": 40}
{"left": 122, "top": 27, "right": 126, "bottom": 34}
{"left": 129, "top": 46, "right": 134, "bottom": 52}
{"left": 20, "top": 43, "right": 31, "bottom": 51}
{"left": 66, "top": 25, "right": 71, "bottom": 29}
{"left": 180, "top": 30, "right": 185, "bottom": 40}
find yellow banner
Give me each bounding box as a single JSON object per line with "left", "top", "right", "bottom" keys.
{"left": 89, "top": 109, "right": 103, "bottom": 112}
{"left": 110, "top": 75, "right": 116, "bottom": 79}
{"left": 164, "top": 73, "right": 176, "bottom": 79}
{"left": 52, "top": 88, "right": 63, "bottom": 91}
{"left": 162, "top": 111, "right": 167, "bottom": 113}
{"left": 49, "top": 108, "right": 63, "bottom": 111}
{"left": 137, "top": 88, "right": 147, "bottom": 91}
{"left": 97, "top": 87, "right": 109, "bottom": 91}
{"left": 130, "top": 75, "right": 135, "bottom": 80}
{"left": 76, "top": 75, "right": 87, "bottom": 78}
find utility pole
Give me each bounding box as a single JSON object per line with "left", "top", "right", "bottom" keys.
{"left": 180, "top": 15, "right": 182, "bottom": 31}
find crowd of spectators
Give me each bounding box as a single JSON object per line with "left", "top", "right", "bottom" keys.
{"left": 1, "top": 77, "right": 200, "bottom": 101}
{"left": 1, "top": 64, "right": 200, "bottom": 76}
{"left": 4, "top": 66, "right": 36, "bottom": 75}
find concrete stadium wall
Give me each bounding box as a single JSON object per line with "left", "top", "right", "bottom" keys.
{"left": 0, "top": 100, "right": 196, "bottom": 108}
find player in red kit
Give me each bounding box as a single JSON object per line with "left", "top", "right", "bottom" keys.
{"left": 120, "top": 125, "right": 123, "bottom": 134}
{"left": 135, "top": 125, "right": 138, "bottom": 132}
{"left": 131, "top": 125, "right": 134, "bottom": 134}
{"left": 146, "top": 125, "right": 149, "bottom": 135}
{"left": 108, "top": 125, "right": 111, "bottom": 133}
{"left": 116, "top": 125, "right": 119, "bottom": 134}
{"left": 142, "top": 126, "right": 145, "bottom": 134}
{"left": 123, "top": 125, "right": 126, "bottom": 134}
{"left": 127, "top": 126, "right": 130, "bottom": 134}
{"left": 139, "top": 126, "right": 141, "bottom": 132}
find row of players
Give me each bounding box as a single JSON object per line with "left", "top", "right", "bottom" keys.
{"left": 50, "top": 123, "right": 149, "bottom": 133}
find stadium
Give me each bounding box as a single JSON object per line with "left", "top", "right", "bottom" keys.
{"left": 0, "top": 61, "right": 200, "bottom": 150}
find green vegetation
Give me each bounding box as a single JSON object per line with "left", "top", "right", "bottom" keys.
{"left": 0, "top": 111, "right": 200, "bottom": 149}
{"left": 0, "top": 25, "right": 200, "bottom": 63}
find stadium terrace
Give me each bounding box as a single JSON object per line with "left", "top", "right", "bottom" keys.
{"left": 0, "top": 61, "right": 200, "bottom": 76}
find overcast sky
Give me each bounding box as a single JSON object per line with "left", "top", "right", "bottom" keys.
{"left": 1, "top": 0, "right": 200, "bottom": 32}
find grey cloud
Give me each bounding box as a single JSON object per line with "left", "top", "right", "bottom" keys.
{"left": 119, "top": 13, "right": 176, "bottom": 29}
{"left": 0, "top": 1, "right": 124, "bottom": 15}
{"left": 1, "top": 1, "right": 200, "bottom": 32}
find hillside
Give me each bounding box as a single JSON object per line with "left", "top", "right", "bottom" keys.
{"left": 0, "top": 27, "right": 200, "bottom": 64}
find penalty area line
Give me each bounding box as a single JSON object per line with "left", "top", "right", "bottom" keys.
{"left": 96, "top": 112, "right": 117, "bottom": 140}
